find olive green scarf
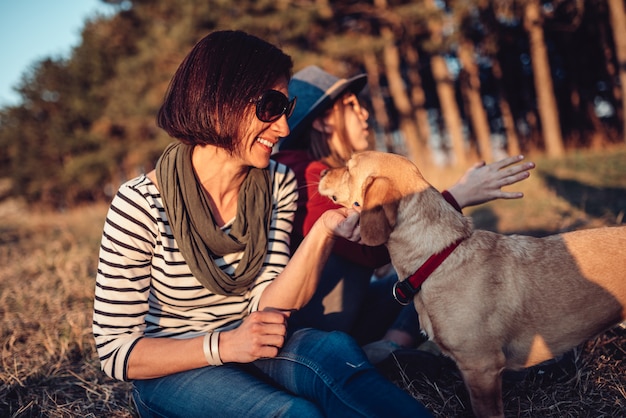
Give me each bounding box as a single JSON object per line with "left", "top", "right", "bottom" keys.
{"left": 156, "top": 142, "right": 272, "bottom": 296}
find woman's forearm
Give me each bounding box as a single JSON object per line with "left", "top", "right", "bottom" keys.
{"left": 127, "top": 336, "right": 207, "bottom": 380}
{"left": 259, "top": 218, "right": 336, "bottom": 311}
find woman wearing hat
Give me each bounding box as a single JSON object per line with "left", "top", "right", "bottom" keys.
{"left": 272, "top": 65, "right": 535, "bottom": 363}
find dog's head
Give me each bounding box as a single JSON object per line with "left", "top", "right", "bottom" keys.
{"left": 319, "top": 151, "right": 431, "bottom": 246}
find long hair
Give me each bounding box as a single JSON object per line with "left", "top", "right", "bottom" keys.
{"left": 307, "top": 96, "right": 354, "bottom": 168}
{"left": 157, "top": 30, "right": 293, "bottom": 153}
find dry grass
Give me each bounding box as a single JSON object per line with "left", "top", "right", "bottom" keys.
{"left": 0, "top": 146, "right": 624, "bottom": 417}
{"left": 382, "top": 327, "right": 626, "bottom": 417}
{"left": 0, "top": 202, "right": 134, "bottom": 417}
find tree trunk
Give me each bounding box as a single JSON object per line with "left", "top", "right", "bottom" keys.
{"left": 458, "top": 39, "right": 493, "bottom": 162}
{"left": 607, "top": 0, "right": 626, "bottom": 142}
{"left": 524, "top": 0, "right": 565, "bottom": 157}
{"left": 363, "top": 51, "right": 394, "bottom": 152}
{"left": 404, "top": 44, "right": 432, "bottom": 163}
{"left": 381, "top": 27, "right": 427, "bottom": 166}
{"left": 492, "top": 58, "right": 521, "bottom": 156}
{"left": 423, "top": 0, "right": 466, "bottom": 166}
{"left": 431, "top": 55, "right": 467, "bottom": 166}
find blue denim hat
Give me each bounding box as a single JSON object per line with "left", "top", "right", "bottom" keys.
{"left": 279, "top": 65, "right": 367, "bottom": 150}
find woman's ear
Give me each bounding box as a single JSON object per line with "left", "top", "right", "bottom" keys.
{"left": 312, "top": 118, "right": 325, "bottom": 133}
{"left": 360, "top": 176, "right": 400, "bottom": 246}
{"left": 312, "top": 115, "right": 334, "bottom": 134}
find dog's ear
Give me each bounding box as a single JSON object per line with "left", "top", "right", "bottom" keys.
{"left": 360, "top": 176, "right": 401, "bottom": 246}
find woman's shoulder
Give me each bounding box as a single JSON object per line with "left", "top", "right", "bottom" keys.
{"left": 268, "top": 158, "right": 294, "bottom": 181}
{"left": 118, "top": 173, "right": 158, "bottom": 194}
{"left": 304, "top": 159, "right": 330, "bottom": 175}
{"left": 112, "top": 173, "right": 162, "bottom": 211}
{"left": 267, "top": 158, "right": 296, "bottom": 195}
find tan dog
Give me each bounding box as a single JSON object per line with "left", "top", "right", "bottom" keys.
{"left": 318, "top": 150, "right": 626, "bottom": 418}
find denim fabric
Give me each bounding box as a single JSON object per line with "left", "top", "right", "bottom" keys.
{"left": 389, "top": 303, "right": 421, "bottom": 339}
{"left": 133, "top": 328, "right": 431, "bottom": 417}
{"left": 349, "top": 272, "right": 411, "bottom": 345}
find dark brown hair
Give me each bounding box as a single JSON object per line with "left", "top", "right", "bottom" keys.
{"left": 157, "top": 30, "right": 293, "bottom": 153}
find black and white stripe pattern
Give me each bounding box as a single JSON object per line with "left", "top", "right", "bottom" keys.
{"left": 93, "top": 160, "right": 297, "bottom": 381}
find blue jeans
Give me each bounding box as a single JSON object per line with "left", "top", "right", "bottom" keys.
{"left": 133, "top": 328, "right": 431, "bottom": 417}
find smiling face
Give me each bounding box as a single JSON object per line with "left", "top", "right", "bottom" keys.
{"left": 238, "top": 80, "right": 291, "bottom": 168}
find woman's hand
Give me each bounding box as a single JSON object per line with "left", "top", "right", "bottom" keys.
{"left": 320, "top": 207, "right": 362, "bottom": 243}
{"left": 447, "top": 155, "right": 535, "bottom": 209}
{"left": 219, "top": 309, "right": 290, "bottom": 363}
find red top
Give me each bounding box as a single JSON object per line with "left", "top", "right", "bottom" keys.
{"left": 272, "top": 150, "right": 462, "bottom": 269}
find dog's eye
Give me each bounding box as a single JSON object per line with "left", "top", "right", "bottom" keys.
{"left": 331, "top": 195, "right": 337, "bottom": 202}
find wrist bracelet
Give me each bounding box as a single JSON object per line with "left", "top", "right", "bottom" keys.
{"left": 203, "top": 331, "right": 223, "bottom": 366}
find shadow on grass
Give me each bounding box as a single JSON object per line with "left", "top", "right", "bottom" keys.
{"left": 470, "top": 173, "right": 626, "bottom": 237}
{"left": 541, "top": 173, "right": 626, "bottom": 224}
{"left": 470, "top": 207, "right": 558, "bottom": 237}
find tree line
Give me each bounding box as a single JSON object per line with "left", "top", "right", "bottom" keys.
{"left": 0, "top": 0, "right": 624, "bottom": 209}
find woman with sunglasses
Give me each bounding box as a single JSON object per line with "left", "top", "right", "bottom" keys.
{"left": 93, "top": 31, "right": 432, "bottom": 417}
{"left": 273, "top": 66, "right": 535, "bottom": 366}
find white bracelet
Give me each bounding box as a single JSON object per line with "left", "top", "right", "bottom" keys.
{"left": 202, "top": 331, "right": 223, "bottom": 366}
{"left": 211, "top": 331, "right": 222, "bottom": 365}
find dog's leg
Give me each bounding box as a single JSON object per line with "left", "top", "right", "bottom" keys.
{"left": 456, "top": 355, "right": 505, "bottom": 418}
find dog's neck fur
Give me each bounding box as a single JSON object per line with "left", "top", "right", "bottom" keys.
{"left": 387, "top": 186, "right": 473, "bottom": 279}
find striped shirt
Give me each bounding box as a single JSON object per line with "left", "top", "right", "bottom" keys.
{"left": 93, "top": 160, "right": 298, "bottom": 381}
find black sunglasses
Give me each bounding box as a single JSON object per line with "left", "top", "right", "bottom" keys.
{"left": 252, "top": 90, "right": 297, "bottom": 123}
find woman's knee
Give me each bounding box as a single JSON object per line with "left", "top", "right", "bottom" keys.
{"left": 133, "top": 388, "right": 165, "bottom": 418}
{"left": 290, "top": 328, "right": 364, "bottom": 356}
{"left": 313, "top": 329, "right": 366, "bottom": 359}
{"left": 286, "top": 329, "right": 372, "bottom": 379}
{"left": 274, "top": 397, "right": 324, "bottom": 418}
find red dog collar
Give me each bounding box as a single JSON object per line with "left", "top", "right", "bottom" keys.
{"left": 393, "top": 237, "right": 466, "bottom": 305}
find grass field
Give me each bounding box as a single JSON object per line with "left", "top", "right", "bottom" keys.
{"left": 1, "top": 146, "right": 624, "bottom": 417}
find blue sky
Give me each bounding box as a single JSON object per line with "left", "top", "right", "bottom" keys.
{"left": 0, "top": 0, "right": 115, "bottom": 106}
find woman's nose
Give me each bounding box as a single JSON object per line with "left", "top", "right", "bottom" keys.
{"left": 272, "top": 114, "right": 290, "bottom": 137}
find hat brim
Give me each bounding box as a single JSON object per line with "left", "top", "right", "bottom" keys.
{"left": 280, "top": 73, "right": 367, "bottom": 150}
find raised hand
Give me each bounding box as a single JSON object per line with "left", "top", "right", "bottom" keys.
{"left": 447, "top": 155, "right": 535, "bottom": 208}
